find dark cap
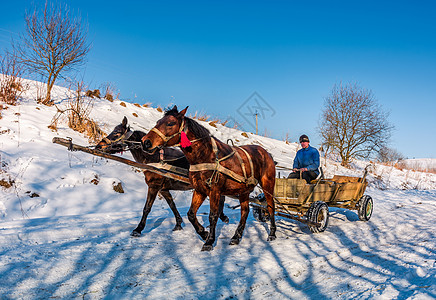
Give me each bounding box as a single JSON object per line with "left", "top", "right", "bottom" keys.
{"left": 299, "top": 134, "right": 310, "bottom": 143}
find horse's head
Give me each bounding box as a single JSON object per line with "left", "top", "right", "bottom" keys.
{"left": 142, "top": 106, "right": 188, "bottom": 151}
{"left": 96, "top": 116, "right": 133, "bottom": 153}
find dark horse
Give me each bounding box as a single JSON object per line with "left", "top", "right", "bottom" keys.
{"left": 96, "top": 117, "right": 229, "bottom": 236}
{"left": 142, "top": 106, "right": 276, "bottom": 251}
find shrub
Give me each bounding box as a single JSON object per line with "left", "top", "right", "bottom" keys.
{"left": 85, "top": 89, "right": 101, "bottom": 98}
{"left": 49, "top": 81, "right": 105, "bottom": 143}
{"left": 209, "top": 120, "right": 218, "bottom": 128}
{"left": 0, "top": 52, "right": 26, "bottom": 105}
{"left": 100, "top": 82, "right": 117, "bottom": 102}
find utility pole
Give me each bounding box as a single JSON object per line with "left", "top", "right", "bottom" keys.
{"left": 255, "top": 111, "right": 258, "bottom": 135}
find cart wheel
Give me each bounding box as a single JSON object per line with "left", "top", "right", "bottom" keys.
{"left": 306, "top": 201, "right": 329, "bottom": 233}
{"left": 252, "top": 206, "right": 270, "bottom": 222}
{"left": 357, "top": 195, "right": 373, "bottom": 221}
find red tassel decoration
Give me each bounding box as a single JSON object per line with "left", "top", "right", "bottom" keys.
{"left": 180, "top": 131, "right": 192, "bottom": 148}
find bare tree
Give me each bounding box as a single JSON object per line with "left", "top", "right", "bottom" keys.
{"left": 0, "top": 51, "right": 26, "bottom": 105}
{"left": 14, "top": 2, "right": 90, "bottom": 105}
{"left": 377, "top": 146, "right": 404, "bottom": 164}
{"left": 318, "top": 82, "right": 393, "bottom": 167}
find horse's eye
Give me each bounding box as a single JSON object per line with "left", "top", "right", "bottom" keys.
{"left": 167, "top": 122, "right": 176, "bottom": 126}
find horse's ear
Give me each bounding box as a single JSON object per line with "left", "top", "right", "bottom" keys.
{"left": 173, "top": 105, "right": 178, "bottom": 112}
{"left": 122, "top": 116, "right": 128, "bottom": 127}
{"left": 179, "top": 106, "right": 189, "bottom": 116}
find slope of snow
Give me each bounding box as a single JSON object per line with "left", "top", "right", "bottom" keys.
{"left": 0, "top": 80, "right": 435, "bottom": 299}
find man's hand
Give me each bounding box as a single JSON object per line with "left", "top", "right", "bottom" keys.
{"left": 293, "top": 168, "right": 307, "bottom": 172}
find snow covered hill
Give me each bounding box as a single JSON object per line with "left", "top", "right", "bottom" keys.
{"left": 0, "top": 80, "right": 435, "bottom": 299}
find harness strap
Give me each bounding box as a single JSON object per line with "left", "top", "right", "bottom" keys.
{"left": 147, "top": 162, "right": 189, "bottom": 177}
{"left": 103, "top": 129, "right": 133, "bottom": 145}
{"left": 237, "top": 147, "right": 258, "bottom": 185}
{"left": 149, "top": 120, "right": 186, "bottom": 144}
{"left": 189, "top": 137, "right": 257, "bottom": 186}
{"left": 190, "top": 163, "right": 247, "bottom": 183}
{"left": 234, "top": 151, "right": 247, "bottom": 181}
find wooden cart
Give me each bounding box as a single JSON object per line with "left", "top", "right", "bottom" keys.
{"left": 250, "top": 168, "right": 373, "bottom": 233}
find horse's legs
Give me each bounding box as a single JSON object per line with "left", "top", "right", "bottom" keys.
{"left": 131, "top": 187, "right": 159, "bottom": 237}
{"left": 261, "top": 175, "right": 277, "bottom": 241}
{"left": 229, "top": 193, "right": 250, "bottom": 245}
{"left": 187, "top": 190, "right": 208, "bottom": 241}
{"left": 201, "top": 192, "right": 221, "bottom": 251}
{"left": 219, "top": 195, "right": 229, "bottom": 224}
{"left": 160, "top": 190, "right": 183, "bottom": 231}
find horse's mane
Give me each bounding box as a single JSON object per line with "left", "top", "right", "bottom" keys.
{"left": 164, "top": 107, "right": 211, "bottom": 141}
{"left": 185, "top": 117, "right": 211, "bottom": 141}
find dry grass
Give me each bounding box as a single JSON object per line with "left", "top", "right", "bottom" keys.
{"left": 120, "top": 102, "right": 126, "bottom": 107}
{"left": 395, "top": 161, "right": 436, "bottom": 174}
{"left": 156, "top": 106, "right": 163, "bottom": 112}
{"left": 132, "top": 112, "right": 138, "bottom": 118}
{"left": 208, "top": 120, "right": 219, "bottom": 128}
{"left": 85, "top": 89, "right": 101, "bottom": 98}
{"left": 133, "top": 103, "right": 141, "bottom": 108}
{"left": 100, "top": 82, "right": 117, "bottom": 102}
{"left": 49, "top": 81, "right": 105, "bottom": 143}
{"left": 112, "top": 181, "right": 124, "bottom": 193}
{"left": 190, "top": 111, "right": 210, "bottom": 121}
{"left": 0, "top": 53, "right": 26, "bottom": 105}
{"left": 0, "top": 175, "right": 14, "bottom": 189}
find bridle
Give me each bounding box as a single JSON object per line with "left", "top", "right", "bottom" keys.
{"left": 101, "top": 128, "right": 134, "bottom": 151}
{"left": 146, "top": 119, "right": 186, "bottom": 148}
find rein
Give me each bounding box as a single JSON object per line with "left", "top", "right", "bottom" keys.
{"left": 105, "top": 128, "right": 187, "bottom": 163}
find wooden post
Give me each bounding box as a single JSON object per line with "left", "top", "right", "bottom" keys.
{"left": 52, "top": 137, "right": 191, "bottom": 185}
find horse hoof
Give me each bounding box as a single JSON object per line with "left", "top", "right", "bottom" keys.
{"left": 221, "top": 216, "right": 230, "bottom": 224}
{"left": 267, "top": 235, "right": 276, "bottom": 241}
{"left": 172, "top": 225, "right": 183, "bottom": 231}
{"left": 131, "top": 231, "right": 141, "bottom": 237}
{"left": 201, "top": 244, "right": 213, "bottom": 251}
{"left": 229, "top": 238, "right": 240, "bottom": 245}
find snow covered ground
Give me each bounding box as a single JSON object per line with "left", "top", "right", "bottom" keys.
{"left": 1, "top": 80, "right": 435, "bottom": 299}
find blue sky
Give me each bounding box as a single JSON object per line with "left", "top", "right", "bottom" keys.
{"left": 1, "top": 0, "right": 435, "bottom": 158}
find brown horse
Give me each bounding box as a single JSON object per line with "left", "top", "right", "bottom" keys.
{"left": 96, "top": 116, "right": 229, "bottom": 237}
{"left": 142, "top": 106, "right": 276, "bottom": 251}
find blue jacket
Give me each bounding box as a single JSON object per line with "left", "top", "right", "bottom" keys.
{"left": 293, "top": 145, "right": 320, "bottom": 175}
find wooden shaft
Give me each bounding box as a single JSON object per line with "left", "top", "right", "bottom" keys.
{"left": 52, "top": 137, "right": 191, "bottom": 185}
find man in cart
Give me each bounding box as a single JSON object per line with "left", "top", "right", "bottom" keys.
{"left": 288, "top": 134, "right": 320, "bottom": 183}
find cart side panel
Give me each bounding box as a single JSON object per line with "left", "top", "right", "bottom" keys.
{"left": 275, "top": 178, "right": 306, "bottom": 198}
{"left": 296, "top": 182, "right": 337, "bottom": 203}
{"left": 333, "top": 181, "right": 368, "bottom": 202}
{"left": 274, "top": 178, "right": 306, "bottom": 204}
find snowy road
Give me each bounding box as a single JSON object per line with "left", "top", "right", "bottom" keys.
{"left": 1, "top": 189, "right": 435, "bottom": 299}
